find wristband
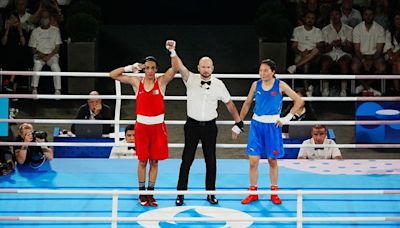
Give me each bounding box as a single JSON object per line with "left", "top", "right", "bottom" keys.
{"left": 232, "top": 125, "right": 242, "bottom": 134}
{"left": 232, "top": 120, "right": 244, "bottom": 134}
{"left": 281, "top": 112, "right": 294, "bottom": 124}
{"left": 124, "top": 65, "right": 133, "bottom": 72}
{"left": 169, "top": 49, "right": 177, "bottom": 57}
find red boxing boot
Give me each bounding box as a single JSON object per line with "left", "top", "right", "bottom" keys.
{"left": 270, "top": 185, "right": 282, "bottom": 205}
{"left": 241, "top": 186, "right": 259, "bottom": 204}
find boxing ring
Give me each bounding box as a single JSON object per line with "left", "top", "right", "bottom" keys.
{"left": 0, "top": 71, "right": 400, "bottom": 228}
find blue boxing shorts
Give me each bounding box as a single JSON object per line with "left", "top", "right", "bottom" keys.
{"left": 246, "top": 119, "right": 285, "bottom": 159}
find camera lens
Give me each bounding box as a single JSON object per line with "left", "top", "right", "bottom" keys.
{"left": 34, "top": 131, "right": 47, "bottom": 139}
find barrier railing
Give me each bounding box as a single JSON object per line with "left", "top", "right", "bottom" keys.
{"left": 0, "top": 189, "right": 399, "bottom": 228}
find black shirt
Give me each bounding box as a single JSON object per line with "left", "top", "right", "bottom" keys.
{"left": 14, "top": 135, "right": 46, "bottom": 165}
{"left": 71, "top": 103, "right": 114, "bottom": 134}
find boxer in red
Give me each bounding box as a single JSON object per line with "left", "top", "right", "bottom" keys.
{"left": 110, "top": 40, "right": 178, "bottom": 206}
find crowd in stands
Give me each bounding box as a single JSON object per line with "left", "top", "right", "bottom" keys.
{"left": 286, "top": 0, "right": 400, "bottom": 97}
{"left": 2, "top": 0, "right": 399, "bottom": 176}
{"left": 0, "top": 0, "right": 66, "bottom": 95}
{"left": 1, "top": 0, "right": 399, "bottom": 97}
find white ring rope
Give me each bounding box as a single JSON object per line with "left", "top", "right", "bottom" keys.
{"left": 0, "top": 189, "right": 399, "bottom": 225}
{"left": 2, "top": 94, "right": 400, "bottom": 101}
{"left": 1, "top": 216, "right": 397, "bottom": 223}
{"left": 1, "top": 188, "right": 399, "bottom": 195}
{"left": 2, "top": 119, "right": 400, "bottom": 125}
{"left": 1, "top": 142, "right": 400, "bottom": 149}
{"left": 1, "top": 70, "right": 400, "bottom": 79}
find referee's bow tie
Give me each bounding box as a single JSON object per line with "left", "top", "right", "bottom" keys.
{"left": 201, "top": 81, "right": 211, "bottom": 85}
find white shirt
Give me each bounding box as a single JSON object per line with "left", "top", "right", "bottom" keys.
{"left": 0, "top": 0, "right": 8, "bottom": 8}
{"left": 341, "top": 8, "right": 362, "bottom": 28}
{"left": 29, "top": 26, "right": 62, "bottom": 54}
{"left": 353, "top": 21, "right": 385, "bottom": 55}
{"left": 322, "top": 23, "right": 353, "bottom": 60}
{"left": 185, "top": 72, "right": 231, "bottom": 121}
{"left": 19, "top": 11, "right": 34, "bottom": 32}
{"left": 291, "top": 25, "right": 323, "bottom": 52}
{"left": 384, "top": 30, "right": 400, "bottom": 53}
{"left": 109, "top": 139, "right": 137, "bottom": 159}
{"left": 322, "top": 23, "right": 353, "bottom": 50}
{"left": 298, "top": 138, "right": 342, "bottom": 159}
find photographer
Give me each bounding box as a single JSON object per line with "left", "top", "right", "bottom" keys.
{"left": 14, "top": 123, "right": 53, "bottom": 167}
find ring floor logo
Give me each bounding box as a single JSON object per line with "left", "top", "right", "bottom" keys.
{"left": 137, "top": 206, "right": 254, "bottom": 228}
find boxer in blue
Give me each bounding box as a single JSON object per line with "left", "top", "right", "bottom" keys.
{"left": 237, "top": 59, "right": 303, "bottom": 204}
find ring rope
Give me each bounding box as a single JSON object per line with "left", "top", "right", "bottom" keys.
{"left": 1, "top": 70, "right": 400, "bottom": 79}
{"left": 2, "top": 142, "right": 400, "bottom": 149}
{"left": 0, "top": 189, "right": 399, "bottom": 224}
{"left": 1, "top": 189, "right": 399, "bottom": 195}
{"left": 0, "top": 216, "right": 397, "bottom": 223}
{"left": 2, "top": 94, "right": 400, "bottom": 101}
{"left": 2, "top": 119, "right": 400, "bottom": 125}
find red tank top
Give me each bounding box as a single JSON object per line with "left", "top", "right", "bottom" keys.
{"left": 136, "top": 79, "right": 165, "bottom": 116}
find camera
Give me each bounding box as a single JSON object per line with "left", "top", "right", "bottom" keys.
{"left": 33, "top": 131, "right": 47, "bottom": 140}
{"left": 0, "top": 161, "right": 14, "bottom": 175}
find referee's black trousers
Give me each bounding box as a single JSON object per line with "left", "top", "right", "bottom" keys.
{"left": 177, "top": 117, "right": 218, "bottom": 191}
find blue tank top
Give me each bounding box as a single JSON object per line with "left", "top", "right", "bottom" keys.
{"left": 253, "top": 79, "right": 283, "bottom": 115}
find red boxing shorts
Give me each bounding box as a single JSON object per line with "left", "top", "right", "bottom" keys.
{"left": 134, "top": 122, "right": 168, "bottom": 161}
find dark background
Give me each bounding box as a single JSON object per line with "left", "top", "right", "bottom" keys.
{"left": 95, "top": 0, "right": 263, "bottom": 25}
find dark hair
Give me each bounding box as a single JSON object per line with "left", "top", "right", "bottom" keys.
{"left": 389, "top": 11, "right": 400, "bottom": 47}
{"left": 260, "top": 59, "right": 277, "bottom": 72}
{"left": 362, "top": 6, "right": 375, "bottom": 14}
{"left": 330, "top": 5, "right": 341, "bottom": 14}
{"left": 295, "top": 88, "right": 307, "bottom": 97}
{"left": 125, "top": 124, "right": 135, "bottom": 134}
{"left": 143, "top": 56, "right": 158, "bottom": 67}
{"left": 4, "top": 11, "right": 19, "bottom": 21}
{"left": 304, "top": 10, "right": 316, "bottom": 18}
{"left": 312, "top": 124, "right": 327, "bottom": 132}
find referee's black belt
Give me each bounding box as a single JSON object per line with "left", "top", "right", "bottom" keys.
{"left": 187, "top": 117, "right": 216, "bottom": 126}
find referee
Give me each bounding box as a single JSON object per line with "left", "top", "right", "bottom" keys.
{"left": 166, "top": 41, "right": 243, "bottom": 206}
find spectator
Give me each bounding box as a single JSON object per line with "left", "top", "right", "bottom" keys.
{"left": 297, "top": 124, "right": 343, "bottom": 160}
{"left": 30, "top": 0, "right": 63, "bottom": 27}
{"left": 109, "top": 124, "right": 136, "bottom": 159}
{"left": 352, "top": 6, "right": 386, "bottom": 96}
{"left": 71, "top": 91, "right": 114, "bottom": 134}
{"left": 287, "top": 11, "right": 324, "bottom": 96}
{"left": 15, "top": 0, "right": 34, "bottom": 33}
{"left": 373, "top": 0, "right": 390, "bottom": 29}
{"left": 282, "top": 88, "right": 317, "bottom": 133}
{"left": 14, "top": 123, "right": 53, "bottom": 167}
{"left": 384, "top": 10, "right": 400, "bottom": 95}
{"left": 29, "top": 9, "right": 62, "bottom": 95}
{"left": 296, "top": 0, "right": 332, "bottom": 28}
{"left": 340, "top": 0, "right": 362, "bottom": 28}
{"left": 321, "top": 6, "right": 353, "bottom": 97}
{"left": 1, "top": 11, "right": 30, "bottom": 94}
